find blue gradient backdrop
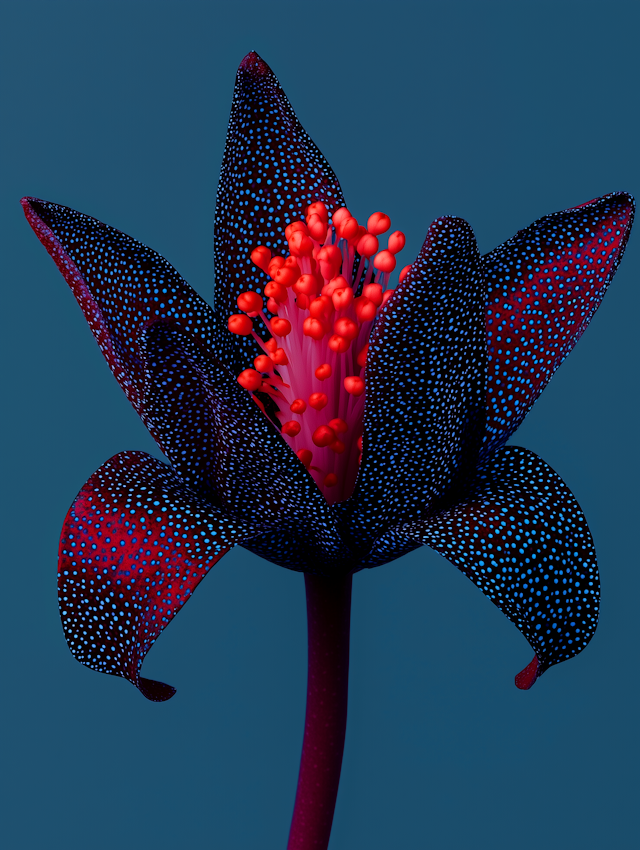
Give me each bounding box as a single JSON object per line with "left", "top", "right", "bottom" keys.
{"left": 2, "top": 2, "right": 638, "bottom": 848}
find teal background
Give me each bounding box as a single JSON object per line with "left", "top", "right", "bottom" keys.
{"left": 2, "top": 1, "right": 638, "bottom": 847}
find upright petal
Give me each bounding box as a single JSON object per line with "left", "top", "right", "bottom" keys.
{"left": 22, "top": 197, "right": 234, "bottom": 414}
{"left": 344, "top": 217, "right": 487, "bottom": 548}
{"left": 396, "top": 446, "right": 599, "bottom": 687}
{"left": 484, "top": 192, "right": 634, "bottom": 453}
{"left": 58, "top": 451, "right": 266, "bottom": 701}
{"left": 140, "top": 321, "right": 354, "bottom": 571}
{"left": 214, "top": 51, "right": 346, "bottom": 364}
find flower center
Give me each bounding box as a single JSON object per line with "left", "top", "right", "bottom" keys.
{"left": 228, "top": 202, "right": 410, "bottom": 505}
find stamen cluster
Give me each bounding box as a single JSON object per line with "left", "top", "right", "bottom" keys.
{"left": 228, "top": 201, "right": 410, "bottom": 504}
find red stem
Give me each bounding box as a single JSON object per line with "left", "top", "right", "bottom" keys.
{"left": 287, "top": 572, "right": 353, "bottom": 850}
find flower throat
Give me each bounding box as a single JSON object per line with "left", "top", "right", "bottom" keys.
{"left": 228, "top": 201, "right": 408, "bottom": 505}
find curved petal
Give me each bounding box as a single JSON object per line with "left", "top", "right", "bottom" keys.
{"left": 395, "top": 446, "right": 599, "bottom": 687}
{"left": 344, "top": 216, "right": 487, "bottom": 549}
{"left": 140, "top": 321, "right": 354, "bottom": 571}
{"left": 214, "top": 51, "right": 346, "bottom": 365}
{"left": 22, "top": 197, "right": 235, "bottom": 415}
{"left": 484, "top": 192, "right": 634, "bottom": 453}
{"left": 58, "top": 451, "right": 266, "bottom": 701}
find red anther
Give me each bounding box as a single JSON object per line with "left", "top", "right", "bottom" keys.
{"left": 337, "top": 216, "right": 359, "bottom": 241}
{"left": 296, "top": 293, "right": 309, "bottom": 310}
{"left": 290, "top": 398, "right": 307, "bottom": 414}
{"left": 271, "top": 317, "right": 292, "bottom": 336}
{"left": 310, "top": 295, "right": 333, "bottom": 319}
{"left": 237, "top": 368, "right": 263, "bottom": 391}
{"left": 309, "top": 392, "right": 328, "bottom": 410}
{"left": 332, "top": 207, "right": 351, "bottom": 227}
{"left": 356, "top": 342, "right": 369, "bottom": 367}
{"left": 354, "top": 296, "right": 377, "bottom": 323}
{"left": 382, "top": 290, "right": 394, "bottom": 305}
{"left": 285, "top": 221, "right": 307, "bottom": 240}
{"left": 274, "top": 266, "right": 299, "bottom": 287}
{"left": 388, "top": 230, "right": 406, "bottom": 254}
{"left": 312, "top": 425, "right": 337, "bottom": 447}
{"left": 356, "top": 232, "right": 379, "bottom": 257}
{"left": 367, "top": 212, "right": 391, "bottom": 235}
{"left": 344, "top": 375, "right": 365, "bottom": 396}
{"left": 250, "top": 246, "right": 271, "bottom": 272}
{"left": 399, "top": 264, "right": 412, "bottom": 283}
{"left": 297, "top": 448, "right": 313, "bottom": 468}
{"left": 254, "top": 354, "right": 273, "bottom": 372}
{"left": 324, "top": 473, "right": 338, "bottom": 487}
{"left": 315, "top": 363, "right": 332, "bottom": 380}
{"left": 265, "top": 338, "right": 277, "bottom": 352}
{"left": 307, "top": 214, "right": 327, "bottom": 241}
{"left": 303, "top": 317, "right": 325, "bottom": 340}
{"left": 264, "top": 281, "right": 287, "bottom": 303}
{"left": 267, "top": 297, "right": 279, "bottom": 314}
{"left": 228, "top": 314, "right": 253, "bottom": 335}
{"left": 294, "top": 273, "right": 320, "bottom": 296}
{"left": 328, "top": 334, "right": 350, "bottom": 353}
{"left": 357, "top": 435, "right": 363, "bottom": 451}
{"left": 237, "top": 290, "right": 263, "bottom": 314}
{"left": 322, "top": 275, "right": 349, "bottom": 296}
{"left": 330, "top": 439, "right": 346, "bottom": 454}
{"left": 362, "top": 283, "right": 383, "bottom": 306}
{"left": 267, "top": 256, "right": 285, "bottom": 277}
{"left": 289, "top": 230, "right": 314, "bottom": 257}
{"left": 284, "top": 255, "right": 300, "bottom": 269}
{"left": 307, "top": 201, "right": 329, "bottom": 222}
{"left": 374, "top": 249, "right": 396, "bottom": 272}
{"left": 334, "top": 317, "right": 358, "bottom": 341}
{"left": 332, "top": 288, "right": 354, "bottom": 310}
{"left": 281, "top": 420, "right": 301, "bottom": 437}
{"left": 317, "top": 244, "right": 342, "bottom": 269}
{"left": 271, "top": 347, "right": 289, "bottom": 366}
{"left": 329, "top": 418, "right": 348, "bottom": 433}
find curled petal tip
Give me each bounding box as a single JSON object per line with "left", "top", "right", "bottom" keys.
{"left": 239, "top": 51, "right": 270, "bottom": 75}
{"left": 515, "top": 655, "right": 540, "bottom": 690}
{"left": 137, "top": 677, "right": 177, "bottom": 702}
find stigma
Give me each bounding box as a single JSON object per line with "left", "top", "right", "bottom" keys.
{"left": 228, "top": 202, "right": 410, "bottom": 505}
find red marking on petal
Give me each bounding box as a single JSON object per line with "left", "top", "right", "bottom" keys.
{"left": 515, "top": 656, "right": 540, "bottom": 690}
{"left": 356, "top": 343, "right": 369, "bottom": 367}
{"left": 324, "top": 473, "right": 338, "bottom": 487}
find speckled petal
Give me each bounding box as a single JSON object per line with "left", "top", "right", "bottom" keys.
{"left": 22, "top": 197, "right": 233, "bottom": 415}
{"left": 140, "top": 321, "right": 354, "bottom": 572}
{"left": 396, "top": 446, "right": 600, "bottom": 686}
{"left": 484, "top": 192, "right": 634, "bottom": 453}
{"left": 214, "top": 51, "right": 346, "bottom": 364}
{"left": 58, "top": 451, "right": 266, "bottom": 701}
{"left": 343, "top": 216, "right": 487, "bottom": 550}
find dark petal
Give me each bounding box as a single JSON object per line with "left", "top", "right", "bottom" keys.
{"left": 396, "top": 446, "right": 599, "bottom": 687}
{"left": 344, "top": 217, "right": 487, "bottom": 550}
{"left": 214, "top": 51, "right": 346, "bottom": 365}
{"left": 140, "top": 321, "right": 354, "bottom": 572}
{"left": 58, "top": 451, "right": 266, "bottom": 701}
{"left": 22, "top": 197, "right": 235, "bottom": 415}
{"left": 484, "top": 192, "right": 634, "bottom": 454}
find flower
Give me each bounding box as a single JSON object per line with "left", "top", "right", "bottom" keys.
{"left": 23, "top": 50, "right": 633, "bottom": 848}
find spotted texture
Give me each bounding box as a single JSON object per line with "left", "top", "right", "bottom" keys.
{"left": 141, "top": 321, "right": 354, "bottom": 572}
{"left": 58, "top": 451, "right": 265, "bottom": 700}
{"left": 483, "top": 192, "right": 634, "bottom": 454}
{"left": 345, "top": 217, "right": 487, "bottom": 547}
{"left": 22, "top": 197, "right": 236, "bottom": 414}
{"left": 398, "top": 446, "right": 599, "bottom": 680}
{"left": 214, "top": 51, "right": 346, "bottom": 365}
